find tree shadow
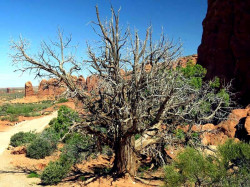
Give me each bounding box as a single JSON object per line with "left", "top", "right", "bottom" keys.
{"left": 235, "top": 117, "right": 250, "bottom": 143}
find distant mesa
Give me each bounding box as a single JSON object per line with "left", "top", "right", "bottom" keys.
{"left": 25, "top": 75, "right": 97, "bottom": 98}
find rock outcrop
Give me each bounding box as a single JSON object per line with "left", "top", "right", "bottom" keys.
{"left": 198, "top": 0, "right": 250, "bottom": 104}
{"left": 25, "top": 81, "right": 35, "bottom": 97}
{"left": 37, "top": 78, "right": 65, "bottom": 98}
{"left": 86, "top": 75, "right": 99, "bottom": 92}
{"left": 177, "top": 54, "right": 198, "bottom": 67}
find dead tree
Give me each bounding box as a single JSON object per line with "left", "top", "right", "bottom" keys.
{"left": 10, "top": 6, "right": 231, "bottom": 177}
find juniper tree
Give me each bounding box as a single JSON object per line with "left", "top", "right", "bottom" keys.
{"left": 10, "top": 6, "right": 231, "bottom": 176}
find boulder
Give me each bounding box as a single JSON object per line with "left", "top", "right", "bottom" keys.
{"left": 218, "top": 109, "right": 248, "bottom": 138}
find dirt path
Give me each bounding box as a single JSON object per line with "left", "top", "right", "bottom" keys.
{"left": 0, "top": 111, "right": 57, "bottom": 187}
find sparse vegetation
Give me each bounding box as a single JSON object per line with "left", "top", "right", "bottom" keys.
{"left": 10, "top": 131, "right": 37, "bottom": 147}
{"left": 164, "top": 140, "right": 250, "bottom": 187}
{"left": 27, "top": 171, "right": 39, "bottom": 178}
{"left": 0, "top": 90, "right": 24, "bottom": 101}
{"left": 0, "top": 102, "right": 52, "bottom": 121}
{"left": 56, "top": 98, "right": 68, "bottom": 103}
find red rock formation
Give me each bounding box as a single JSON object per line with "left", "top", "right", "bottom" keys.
{"left": 25, "top": 81, "right": 35, "bottom": 97}
{"left": 37, "top": 78, "right": 65, "bottom": 98}
{"left": 86, "top": 75, "right": 99, "bottom": 92}
{"left": 177, "top": 54, "right": 198, "bottom": 67}
{"left": 77, "top": 75, "right": 86, "bottom": 89}
{"left": 198, "top": 0, "right": 250, "bottom": 104}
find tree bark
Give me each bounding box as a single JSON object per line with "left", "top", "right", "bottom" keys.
{"left": 113, "top": 136, "right": 138, "bottom": 177}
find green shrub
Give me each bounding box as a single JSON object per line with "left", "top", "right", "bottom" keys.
{"left": 40, "top": 160, "right": 71, "bottom": 185}
{"left": 40, "top": 127, "right": 60, "bottom": 145}
{"left": 164, "top": 165, "right": 183, "bottom": 187}
{"left": 27, "top": 171, "right": 39, "bottom": 178}
{"left": 218, "top": 139, "right": 250, "bottom": 186}
{"left": 49, "top": 106, "right": 80, "bottom": 139}
{"left": 26, "top": 138, "right": 56, "bottom": 159}
{"left": 10, "top": 131, "right": 37, "bottom": 147}
{"left": 61, "top": 133, "right": 95, "bottom": 164}
{"left": 0, "top": 102, "right": 52, "bottom": 118}
{"left": 209, "top": 76, "right": 220, "bottom": 88}
{"left": 164, "top": 147, "right": 225, "bottom": 186}
{"left": 181, "top": 63, "right": 207, "bottom": 89}
{"left": 164, "top": 141, "right": 250, "bottom": 187}
{"left": 217, "top": 88, "right": 230, "bottom": 106}
{"left": 57, "top": 98, "right": 69, "bottom": 103}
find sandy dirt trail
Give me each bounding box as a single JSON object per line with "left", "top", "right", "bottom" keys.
{"left": 0, "top": 111, "right": 57, "bottom": 187}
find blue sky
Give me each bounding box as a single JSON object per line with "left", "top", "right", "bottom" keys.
{"left": 0, "top": 0, "right": 207, "bottom": 88}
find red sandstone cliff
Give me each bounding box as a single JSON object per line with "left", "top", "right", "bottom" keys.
{"left": 198, "top": 0, "right": 250, "bottom": 103}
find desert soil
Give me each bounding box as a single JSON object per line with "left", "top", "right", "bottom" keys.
{"left": 0, "top": 111, "right": 57, "bottom": 187}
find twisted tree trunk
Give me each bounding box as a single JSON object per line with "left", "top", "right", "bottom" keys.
{"left": 113, "top": 136, "right": 138, "bottom": 176}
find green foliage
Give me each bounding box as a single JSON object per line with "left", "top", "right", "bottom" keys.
{"left": 1, "top": 115, "right": 18, "bottom": 122}
{"left": 40, "top": 127, "right": 60, "bottom": 145}
{"left": 79, "top": 176, "right": 86, "bottom": 181}
{"left": 164, "top": 141, "right": 250, "bottom": 186}
{"left": 174, "top": 129, "right": 185, "bottom": 140}
{"left": 181, "top": 63, "right": 207, "bottom": 89}
{"left": 26, "top": 138, "right": 56, "bottom": 159}
{"left": 217, "top": 88, "right": 230, "bottom": 106}
{"left": 0, "top": 102, "right": 52, "bottom": 116}
{"left": 10, "top": 131, "right": 37, "bottom": 147}
{"left": 209, "top": 77, "right": 220, "bottom": 88}
{"left": 40, "top": 160, "right": 71, "bottom": 185}
{"left": 56, "top": 98, "right": 69, "bottom": 103}
{"left": 102, "top": 145, "right": 113, "bottom": 157}
{"left": 27, "top": 171, "right": 39, "bottom": 178}
{"left": 135, "top": 134, "right": 141, "bottom": 140}
{"left": 0, "top": 91, "right": 24, "bottom": 101}
{"left": 218, "top": 139, "right": 250, "bottom": 186}
{"left": 164, "top": 165, "right": 183, "bottom": 187}
{"left": 49, "top": 106, "right": 80, "bottom": 139}
{"left": 164, "top": 147, "right": 225, "bottom": 186}
{"left": 60, "top": 133, "right": 95, "bottom": 164}
{"left": 200, "top": 101, "right": 211, "bottom": 113}
{"left": 0, "top": 102, "right": 52, "bottom": 121}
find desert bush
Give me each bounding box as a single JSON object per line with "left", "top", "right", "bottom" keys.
{"left": 1, "top": 115, "right": 18, "bottom": 122}
{"left": 56, "top": 98, "right": 68, "bottom": 103}
{"left": 10, "top": 131, "right": 37, "bottom": 147}
{"left": 0, "top": 102, "right": 52, "bottom": 117}
{"left": 218, "top": 139, "right": 250, "bottom": 186}
{"left": 60, "top": 133, "right": 96, "bottom": 164}
{"left": 164, "top": 140, "right": 250, "bottom": 187}
{"left": 40, "top": 127, "right": 60, "bottom": 145}
{"left": 164, "top": 147, "right": 225, "bottom": 187}
{"left": 27, "top": 171, "right": 39, "bottom": 178}
{"left": 40, "top": 160, "right": 71, "bottom": 185}
{"left": 49, "top": 106, "right": 80, "bottom": 139}
{"left": 26, "top": 138, "right": 56, "bottom": 159}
